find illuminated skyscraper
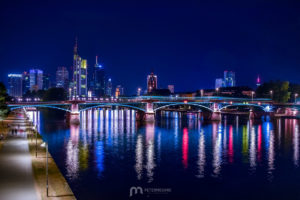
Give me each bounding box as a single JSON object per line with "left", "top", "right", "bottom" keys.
{"left": 106, "top": 78, "right": 112, "bottom": 96}
{"left": 168, "top": 85, "right": 174, "bottom": 94}
{"left": 22, "top": 71, "right": 30, "bottom": 95}
{"left": 224, "top": 71, "right": 236, "bottom": 87}
{"left": 94, "top": 56, "right": 106, "bottom": 97}
{"left": 147, "top": 72, "right": 157, "bottom": 93}
{"left": 29, "top": 69, "right": 43, "bottom": 91}
{"left": 115, "top": 87, "right": 120, "bottom": 98}
{"left": 43, "top": 73, "right": 51, "bottom": 90}
{"left": 71, "top": 38, "right": 87, "bottom": 97}
{"left": 56, "top": 66, "right": 69, "bottom": 90}
{"left": 215, "top": 78, "right": 224, "bottom": 89}
{"left": 8, "top": 74, "right": 22, "bottom": 98}
{"left": 115, "top": 85, "right": 124, "bottom": 98}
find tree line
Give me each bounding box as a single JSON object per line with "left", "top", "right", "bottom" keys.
{"left": 256, "top": 80, "right": 300, "bottom": 103}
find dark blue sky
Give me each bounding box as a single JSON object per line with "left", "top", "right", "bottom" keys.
{"left": 1, "top": 0, "right": 300, "bottom": 94}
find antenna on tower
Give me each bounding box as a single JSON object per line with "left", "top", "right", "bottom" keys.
{"left": 256, "top": 75, "right": 261, "bottom": 87}
{"left": 74, "top": 36, "right": 78, "bottom": 55}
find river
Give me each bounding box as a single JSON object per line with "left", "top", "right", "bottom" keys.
{"left": 27, "top": 109, "right": 300, "bottom": 200}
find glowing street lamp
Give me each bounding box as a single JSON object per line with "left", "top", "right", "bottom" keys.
{"left": 295, "top": 93, "right": 298, "bottom": 104}
{"left": 200, "top": 89, "right": 204, "bottom": 97}
{"left": 216, "top": 88, "right": 219, "bottom": 96}
{"left": 137, "top": 88, "right": 142, "bottom": 96}
{"left": 251, "top": 91, "right": 255, "bottom": 102}
{"left": 270, "top": 90, "right": 273, "bottom": 100}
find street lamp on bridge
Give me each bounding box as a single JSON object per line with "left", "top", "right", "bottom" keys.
{"left": 270, "top": 90, "right": 273, "bottom": 99}
{"left": 251, "top": 91, "right": 255, "bottom": 102}
{"left": 200, "top": 89, "right": 204, "bottom": 97}
{"left": 295, "top": 93, "right": 298, "bottom": 104}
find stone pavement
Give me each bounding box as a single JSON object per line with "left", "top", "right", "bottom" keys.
{"left": 0, "top": 131, "right": 38, "bottom": 200}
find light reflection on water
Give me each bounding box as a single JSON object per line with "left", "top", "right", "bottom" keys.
{"left": 27, "top": 109, "right": 300, "bottom": 199}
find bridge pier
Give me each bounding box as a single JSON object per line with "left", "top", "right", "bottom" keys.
{"left": 135, "top": 111, "right": 156, "bottom": 122}
{"left": 144, "top": 102, "right": 155, "bottom": 122}
{"left": 201, "top": 111, "right": 221, "bottom": 121}
{"left": 211, "top": 111, "right": 221, "bottom": 121}
{"left": 145, "top": 112, "right": 155, "bottom": 122}
{"left": 70, "top": 103, "right": 80, "bottom": 124}
{"left": 70, "top": 114, "right": 80, "bottom": 124}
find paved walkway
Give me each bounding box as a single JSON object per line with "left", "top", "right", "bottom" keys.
{"left": 0, "top": 131, "right": 38, "bottom": 200}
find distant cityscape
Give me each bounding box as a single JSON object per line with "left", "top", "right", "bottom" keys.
{"left": 7, "top": 39, "right": 261, "bottom": 100}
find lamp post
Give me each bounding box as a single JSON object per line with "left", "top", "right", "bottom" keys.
{"left": 216, "top": 88, "right": 219, "bottom": 96}
{"left": 270, "top": 90, "right": 273, "bottom": 100}
{"left": 35, "top": 130, "right": 37, "bottom": 158}
{"left": 295, "top": 93, "right": 298, "bottom": 104}
{"left": 200, "top": 89, "right": 204, "bottom": 97}
{"left": 46, "top": 142, "right": 49, "bottom": 197}
{"left": 251, "top": 91, "right": 255, "bottom": 102}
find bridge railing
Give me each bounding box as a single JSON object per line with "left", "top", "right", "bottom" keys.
{"left": 8, "top": 96, "right": 273, "bottom": 105}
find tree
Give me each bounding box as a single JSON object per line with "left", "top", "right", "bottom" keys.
{"left": 0, "top": 82, "right": 9, "bottom": 118}
{"left": 279, "top": 81, "right": 290, "bottom": 103}
{"left": 43, "top": 88, "right": 67, "bottom": 101}
{"left": 289, "top": 83, "right": 300, "bottom": 102}
{"left": 256, "top": 80, "right": 290, "bottom": 103}
{"left": 23, "top": 90, "right": 45, "bottom": 100}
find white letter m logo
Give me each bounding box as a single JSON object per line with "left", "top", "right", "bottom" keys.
{"left": 129, "top": 186, "right": 143, "bottom": 197}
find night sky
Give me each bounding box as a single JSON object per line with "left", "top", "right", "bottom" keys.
{"left": 1, "top": 0, "right": 300, "bottom": 94}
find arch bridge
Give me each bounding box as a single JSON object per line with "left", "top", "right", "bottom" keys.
{"left": 8, "top": 96, "right": 277, "bottom": 122}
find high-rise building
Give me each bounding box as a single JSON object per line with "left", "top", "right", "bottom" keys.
{"left": 147, "top": 72, "right": 157, "bottom": 93}
{"left": 215, "top": 78, "right": 224, "bottom": 89}
{"left": 94, "top": 56, "right": 106, "bottom": 97}
{"left": 106, "top": 78, "right": 112, "bottom": 96}
{"left": 56, "top": 66, "right": 69, "bottom": 91}
{"left": 168, "top": 85, "right": 174, "bottom": 94}
{"left": 29, "top": 69, "right": 43, "bottom": 91}
{"left": 22, "top": 71, "right": 30, "bottom": 95}
{"left": 115, "top": 87, "right": 120, "bottom": 98}
{"left": 224, "top": 71, "right": 236, "bottom": 87}
{"left": 71, "top": 38, "right": 87, "bottom": 97}
{"left": 8, "top": 74, "right": 22, "bottom": 98}
{"left": 115, "top": 85, "right": 124, "bottom": 98}
{"left": 256, "top": 75, "right": 261, "bottom": 87}
{"left": 43, "top": 73, "right": 51, "bottom": 90}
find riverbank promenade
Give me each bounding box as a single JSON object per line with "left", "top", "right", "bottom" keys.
{"left": 0, "top": 110, "right": 75, "bottom": 200}
{"left": 0, "top": 116, "right": 38, "bottom": 200}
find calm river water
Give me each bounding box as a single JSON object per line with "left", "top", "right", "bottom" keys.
{"left": 28, "top": 109, "right": 300, "bottom": 200}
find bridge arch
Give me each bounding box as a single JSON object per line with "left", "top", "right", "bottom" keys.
{"left": 79, "top": 103, "right": 146, "bottom": 113}
{"left": 219, "top": 104, "right": 270, "bottom": 112}
{"left": 153, "top": 102, "right": 214, "bottom": 112}
{"left": 9, "top": 105, "right": 72, "bottom": 113}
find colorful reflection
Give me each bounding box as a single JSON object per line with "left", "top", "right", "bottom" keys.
{"left": 66, "top": 123, "right": 79, "bottom": 180}
{"left": 197, "top": 129, "right": 205, "bottom": 178}
{"left": 34, "top": 109, "right": 300, "bottom": 199}
{"left": 182, "top": 128, "right": 189, "bottom": 169}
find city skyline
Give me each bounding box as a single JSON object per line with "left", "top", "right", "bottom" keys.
{"left": 5, "top": 40, "right": 246, "bottom": 98}
{"left": 1, "top": 1, "right": 300, "bottom": 94}
{"left": 2, "top": 2, "right": 300, "bottom": 200}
